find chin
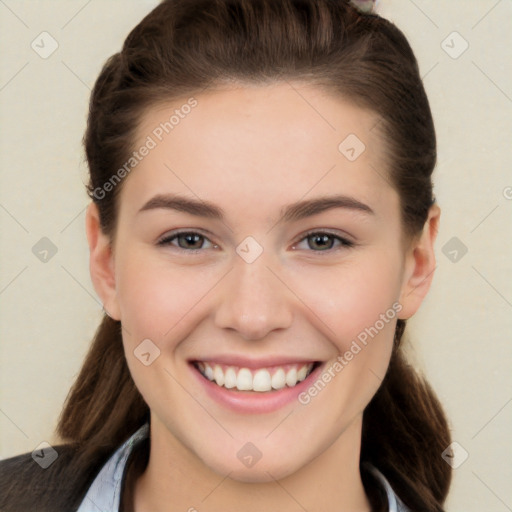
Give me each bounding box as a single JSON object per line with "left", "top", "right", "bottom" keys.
{"left": 204, "top": 455, "right": 299, "bottom": 484}
{"left": 224, "top": 466, "right": 294, "bottom": 484}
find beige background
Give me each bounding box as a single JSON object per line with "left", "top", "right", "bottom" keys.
{"left": 1, "top": 1, "right": 511, "bottom": 510}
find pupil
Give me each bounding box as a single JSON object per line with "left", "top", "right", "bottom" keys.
{"left": 181, "top": 234, "right": 202, "bottom": 248}
{"left": 310, "top": 234, "right": 332, "bottom": 250}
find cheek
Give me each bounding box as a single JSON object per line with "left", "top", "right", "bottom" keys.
{"left": 289, "top": 252, "right": 404, "bottom": 347}
{"left": 115, "top": 249, "right": 219, "bottom": 344}
{"left": 290, "top": 255, "right": 402, "bottom": 421}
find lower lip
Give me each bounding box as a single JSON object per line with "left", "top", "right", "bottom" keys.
{"left": 190, "top": 362, "right": 324, "bottom": 414}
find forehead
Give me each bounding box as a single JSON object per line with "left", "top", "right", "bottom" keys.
{"left": 121, "top": 82, "right": 395, "bottom": 218}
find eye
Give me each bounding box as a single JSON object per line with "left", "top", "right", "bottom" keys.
{"left": 157, "top": 231, "right": 217, "bottom": 251}
{"left": 292, "top": 231, "right": 354, "bottom": 252}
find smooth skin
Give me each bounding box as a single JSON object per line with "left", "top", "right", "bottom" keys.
{"left": 86, "top": 82, "right": 440, "bottom": 512}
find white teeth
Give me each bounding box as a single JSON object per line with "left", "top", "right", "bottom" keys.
{"left": 253, "top": 369, "right": 272, "bottom": 392}
{"left": 204, "top": 364, "right": 214, "bottom": 381}
{"left": 297, "top": 365, "right": 308, "bottom": 382}
{"left": 196, "top": 362, "right": 314, "bottom": 392}
{"left": 224, "top": 367, "right": 237, "bottom": 388}
{"left": 213, "top": 364, "right": 224, "bottom": 386}
{"left": 237, "top": 368, "right": 253, "bottom": 391}
{"left": 285, "top": 367, "right": 297, "bottom": 387}
{"left": 271, "top": 368, "right": 286, "bottom": 390}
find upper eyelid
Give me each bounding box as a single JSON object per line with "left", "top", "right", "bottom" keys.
{"left": 157, "top": 230, "right": 215, "bottom": 247}
{"left": 292, "top": 231, "right": 353, "bottom": 250}
{"left": 298, "top": 228, "right": 353, "bottom": 242}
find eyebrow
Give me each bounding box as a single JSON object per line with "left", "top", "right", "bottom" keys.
{"left": 137, "top": 193, "right": 375, "bottom": 222}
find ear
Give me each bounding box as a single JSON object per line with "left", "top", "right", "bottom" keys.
{"left": 398, "top": 203, "right": 440, "bottom": 319}
{"left": 85, "top": 202, "right": 121, "bottom": 320}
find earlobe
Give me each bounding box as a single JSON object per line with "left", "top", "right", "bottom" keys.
{"left": 85, "top": 202, "right": 121, "bottom": 320}
{"left": 398, "top": 204, "right": 441, "bottom": 319}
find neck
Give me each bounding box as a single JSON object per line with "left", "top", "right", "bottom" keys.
{"left": 133, "top": 414, "right": 371, "bottom": 512}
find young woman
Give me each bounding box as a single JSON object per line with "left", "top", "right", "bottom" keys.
{"left": 0, "top": 0, "right": 452, "bottom": 510}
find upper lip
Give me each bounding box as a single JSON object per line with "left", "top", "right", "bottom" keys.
{"left": 189, "top": 355, "right": 320, "bottom": 369}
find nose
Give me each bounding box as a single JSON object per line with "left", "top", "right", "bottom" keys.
{"left": 213, "top": 254, "right": 294, "bottom": 341}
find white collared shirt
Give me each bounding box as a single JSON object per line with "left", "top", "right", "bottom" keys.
{"left": 77, "top": 423, "right": 410, "bottom": 512}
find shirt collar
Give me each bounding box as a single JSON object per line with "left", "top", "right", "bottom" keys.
{"left": 364, "top": 464, "right": 411, "bottom": 512}
{"left": 77, "top": 423, "right": 409, "bottom": 512}
{"left": 76, "top": 423, "right": 149, "bottom": 512}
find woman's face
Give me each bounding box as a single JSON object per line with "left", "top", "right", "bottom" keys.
{"left": 93, "top": 82, "right": 429, "bottom": 482}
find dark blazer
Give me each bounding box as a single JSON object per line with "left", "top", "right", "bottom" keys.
{"left": 0, "top": 444, "right": 112, "bottom": 512}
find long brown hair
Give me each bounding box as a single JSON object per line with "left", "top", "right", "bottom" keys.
{"left": 57, "top": 1, "right": 452, "bottom": 510}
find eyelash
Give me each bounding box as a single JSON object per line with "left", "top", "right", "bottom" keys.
{"left": 156, "top": 230, "right": 355, "bottom": 253}
{"left": 294, "top": 230, "right": 355, "bottom": 252}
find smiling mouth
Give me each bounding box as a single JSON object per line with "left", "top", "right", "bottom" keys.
{"left": 192, "top": 361, "right": 320, "bottom": 392}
